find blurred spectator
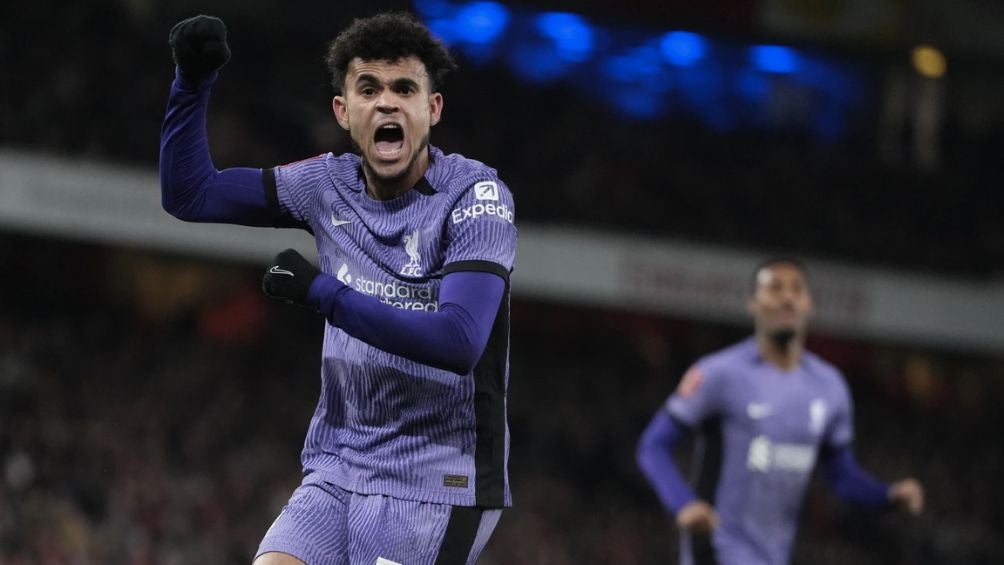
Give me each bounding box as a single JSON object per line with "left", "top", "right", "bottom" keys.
{"left": 2, "top": 0, "right": 1003, "bottom": 277}
{"left": 1, "top": 237, "right": 1001, "bottom": 563}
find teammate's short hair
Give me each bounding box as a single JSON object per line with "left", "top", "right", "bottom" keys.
{"left": 750, "top": 256, "right": 809, "bottom": 294}
{"left": 325, "top": 12, "right": 458, "bottom": 95}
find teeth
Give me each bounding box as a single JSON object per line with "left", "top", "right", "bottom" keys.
{"left": 379, "top": 124, "right": 401, "bottom": 130}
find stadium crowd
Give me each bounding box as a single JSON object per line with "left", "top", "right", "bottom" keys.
{"left": 3, "top": 0, "right": 1004, "bottom": 277}
{"left": 1, "top": 237, "right": 1002, "bottom": 563}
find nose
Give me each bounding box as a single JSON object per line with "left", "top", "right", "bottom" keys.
{"left": 777, "top": 287, "right": 800, "bottom": 308}
{"left": 376, "top": 92, "right": 399, "bottom": 113}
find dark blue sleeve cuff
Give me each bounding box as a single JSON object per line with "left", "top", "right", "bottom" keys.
{"left": 822, "top": 445, "right": 892, "bottom": 511}
{"left": 174, "top": 67, "right": 219, "bottom": 91}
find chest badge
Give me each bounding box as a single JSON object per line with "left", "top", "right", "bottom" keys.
{"left": 809, "top": 399, "right": 827, "bottom": 435}
{"left": 400, "top": 229, "right": 423, "bottom": 277}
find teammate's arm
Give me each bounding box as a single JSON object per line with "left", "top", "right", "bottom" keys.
{"left": 820, "top": 444, "right": 891, "bottom": 510}
{"left": 636, "top": 411, "right": 719, "bottom": 533}
{"left": 821, "top": 445, "right": 924, "bottom": 514}
{"left": 824, "top": 375, "right": 924, "bottom": 515}
{"left": 261, "top": 249, "right": 504, "bottom": 374}
{"left": 159, "top": 15, "right": 279, "bottom": 226}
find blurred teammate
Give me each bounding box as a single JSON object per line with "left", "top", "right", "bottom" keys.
{"left": 636, "top": 258, "right": 923, "bottom": 565}
{"left": 160, "top": 13, "right": 516, "bottom": 565}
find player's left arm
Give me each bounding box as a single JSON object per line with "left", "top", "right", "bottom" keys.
{"left": 821, "top": 378, "right": 924, "bottom": 514}
{"left": 821, "top": 446, "right": 924, "bottom": 514}
{"left": 261, "top": 249, "right": 504, "bottom": 375}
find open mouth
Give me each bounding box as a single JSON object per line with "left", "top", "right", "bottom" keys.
{"left": 374, "top": 124, "right": 404, "bottom": 158}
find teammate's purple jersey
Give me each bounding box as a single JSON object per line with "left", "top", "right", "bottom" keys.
{"left": 666, "top": 338, "right": 854, "bottom": 565}
{"left": 273, "top": 146, "right": 517, "bottom": 507}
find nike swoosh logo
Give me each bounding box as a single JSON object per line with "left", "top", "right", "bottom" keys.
{"left": 269, "top": 266, "right": 294, "bottom": 277}
{"left": 331, "top": 213, "right": 352, "bottom": 227}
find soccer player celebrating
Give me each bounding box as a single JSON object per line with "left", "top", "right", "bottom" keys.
{"left": 160, "top": 13, "right": 516, "bottom": 565}
{"left": 637, "top": 258, "right": 924, "bottom": 565}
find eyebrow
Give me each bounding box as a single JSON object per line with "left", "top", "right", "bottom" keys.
{"left": 353, "top": 74, "right": 421, "bottom": 91}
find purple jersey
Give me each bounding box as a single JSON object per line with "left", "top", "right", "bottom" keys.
{"left": 272, "top": 146, "right": 516, "bottom": 508}
{"left": 666, "top": 338, "right": 854, "bottom": 565}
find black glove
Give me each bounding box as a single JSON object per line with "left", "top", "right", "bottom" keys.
{"left": 169, "top": 15, "right": 231, "bottom": 79}
{"left": 262, "top": 249, "right": 321, "bottom": 307}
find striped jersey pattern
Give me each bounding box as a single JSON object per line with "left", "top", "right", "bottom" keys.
{"left": 273, "top": 146, "right": 517, "bottom": 507}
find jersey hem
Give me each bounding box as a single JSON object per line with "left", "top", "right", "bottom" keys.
{"left": 302, "top": 470, "right": 512, "bottom": 509}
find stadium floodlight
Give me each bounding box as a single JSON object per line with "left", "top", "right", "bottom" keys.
{"left": 454, "top": 2, "right": 510, "bottom": 45}
{"left": 413, "top": 0, "right": 452, "bottom": 18}
{"left": 426, "top": 18, "right": 459, "bottom": 44}
{"left": 535, "top": 12, "right": 595, "bottom": 62}
{"left": 911, "top": 45, "right": 946, "bottom": 79}
{"left": 750, "top": 45, "right": 800, "bottom": 73}
{"left": 660, "top": 31, "right": 707, "bottom": 67}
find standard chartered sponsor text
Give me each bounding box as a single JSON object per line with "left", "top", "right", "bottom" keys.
{"left": 354, "top": 275, "right": 438, "bottom": 311}
{"left": 746, "top": 435, "right": 817, "bottom": 473}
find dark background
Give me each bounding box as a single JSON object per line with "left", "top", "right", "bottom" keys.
{"left": 2, "top": 0, "right": 1002, "bottom": 563}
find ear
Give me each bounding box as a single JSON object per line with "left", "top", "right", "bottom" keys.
{"left": 429, "top": 92, "right": 443, "bottom": 127}
{"left": 333, "top": 96, "right": 349, "bottom": 130}
{"left": 745, "top": 298, "right": 757, "bottom": 317}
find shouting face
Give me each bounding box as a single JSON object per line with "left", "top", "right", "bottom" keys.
{"left": 333, "top": 56, "right": 443, "bottom": 198}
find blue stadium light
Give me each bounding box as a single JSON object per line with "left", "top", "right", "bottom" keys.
{"left": 454, "top": 2, "right": 510, "bottom": 45}
{"left": 800, "top": 59, "right": 859, "bottom": 104}
{"left": 601, "top": 47, "right": 663, "bottom": 83}
{"left": 736, "top": 70, "right": 769, "bottom": 103}
{"left": 678, "top": 70, "right": 735, "bottom": 132}
{"left": 414, "top": 0, "right": 452, "bottom": 18}
{"left": 659, "top": 31, "right": 707, "bottom": 67}
{"left": 535, "top": 12, "right": 595, "bottom": 63}
{"left": 426, "top": 18, "right": 460, "bottom": 44}
{"left": 609, "top": 90, "right": 664, "bottom": 119}
{"left": 750, "top": 45, "right": 800, "bottom": 73}
{"left": 676, "top": 65, "right": 726, "bottom": 107}
{"left": 507, "top": 43, "right": 570, "bottom": 83}
{"left": 601, "top": 56, "right": 636, "bottom": 82}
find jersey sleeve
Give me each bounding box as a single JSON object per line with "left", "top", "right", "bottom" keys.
{"left": 443, "top": 177, "right": 517, "bottom": 277}
{"left": 270, "top": 155, "right": 329, "bottom": 232}
{"left": 665, "top": 362, "right": 726, "bottom": 428}
{"left": 825, "top": 373, "right": 855, "bottom": 449}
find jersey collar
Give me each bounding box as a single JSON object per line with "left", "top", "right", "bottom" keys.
{"left": 351, "top": 145, "right": 443, "bottom": 196}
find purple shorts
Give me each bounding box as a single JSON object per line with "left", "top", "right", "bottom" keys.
{"left": 256, "top": 481, "right": 501, "bottom": 565}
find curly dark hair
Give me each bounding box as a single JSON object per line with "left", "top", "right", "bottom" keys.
{"left": 325, "top": 12, "right": 457, "bottom": 95}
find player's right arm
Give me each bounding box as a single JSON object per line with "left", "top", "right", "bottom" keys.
{"left": 636, "top": 364, "right": 722, "bottom": 533}
{"left": 636, "top": 411, "right": 720, "bottom": 533}
{"left": 159, "top": 15, "right": 282, "bottom": 227}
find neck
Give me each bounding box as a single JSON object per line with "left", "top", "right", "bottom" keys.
{"left": 756, "top": 331, "right": 804, "bottom": 370}
{"left": 363, "top": 148, "right": 429, "bottom": 201}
